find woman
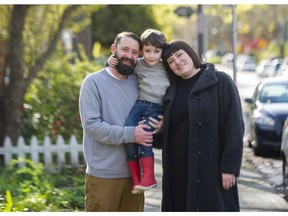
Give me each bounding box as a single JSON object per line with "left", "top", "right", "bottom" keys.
{"left": 157, "top": 40, "right": 244, "bottom": 211}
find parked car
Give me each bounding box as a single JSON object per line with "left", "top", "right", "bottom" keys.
{"left": 278, "top": 58, "right": 288, "bottom": 77}
{"left": 278, "top": 67, "right": 288, "bottom": 77}
{"left": 244, "top": 77, "right": 288, "bottom": 155}
{"left": 256, "top": 59, "right": 271, "bottom": 77}
{"left": 256, "top": 59, "right": 283, "bottom": 77}
{"left": 236, "top": 54, "right": 257, "bottom": 71}
{"left": 281, "top": 117, "right": 288, "bottom": 200}
{"left": 221, "top": 52, "right": 234, "bottom": 67}
{"left": 203, "top": 49, "right": 222, "bottom": 63}
{"left": 237, "top": 58, "right": 257, "bottom": 71}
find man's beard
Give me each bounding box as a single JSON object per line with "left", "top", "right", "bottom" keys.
{"left": 114, "top": 53, "right": 136, "bottom": 76}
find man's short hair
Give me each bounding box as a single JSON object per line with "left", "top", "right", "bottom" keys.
{"left": 114, "top": 32, "right": 141, "bottom": 48}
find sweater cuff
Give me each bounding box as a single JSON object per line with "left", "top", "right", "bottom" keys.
{"left": 125, "top": 126, "right": 135, "bottom": 143}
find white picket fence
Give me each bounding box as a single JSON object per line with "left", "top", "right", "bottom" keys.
{"left": 0, "top": 135, "right": 85, "bottom": 168}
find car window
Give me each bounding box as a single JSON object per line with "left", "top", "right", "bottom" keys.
{"left": 259, "top": 83, "right": 288, "bottom": 103}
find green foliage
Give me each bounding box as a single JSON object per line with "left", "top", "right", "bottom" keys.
{"left": 236, "top": 5, "right": 288, "bottom": 39}
{"left": 92, "top": 5, "right": 161, "bottom": 53}
{"left": 21, "top": 47, "right": 100, "bottom": 142}
{"left": 150, "top": 5, "right": 177, "bottom": 42}
{"left": 208, "top": 55, "right": 222, "bottom": 64}
{"left": 0, "top": 5, "right": 12, "bottom": 41}
{"left": 0, "top": 191, "right": 13, "bottom": 212}
{"left": 256, "top": 40, "right": 288, "bottom": 61}
{"left": 0, "top": 159, "right": 85, "bottom": 212}
{"left": 3, "top": 4, "right": 288, "bottom": 146}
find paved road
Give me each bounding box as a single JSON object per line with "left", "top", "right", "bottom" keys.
{"left": 144, "top": 149, "right": 162, "bottom": 212}
{"left": 215, "top": 64, "right": 261, "bottom": 100}
{"left": 144, "top": 148, "right": 288, "bottom": 212}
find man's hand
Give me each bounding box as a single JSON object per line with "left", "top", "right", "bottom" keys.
{"left": 222, "top": 173, "right": 236, "bottom": 190}
{"left": 134, "top": 124, "right": 153, "bottom": 146}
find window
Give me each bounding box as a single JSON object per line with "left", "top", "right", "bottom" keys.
{"left": 259, "top": 83, "right": 288, "bottom": 103}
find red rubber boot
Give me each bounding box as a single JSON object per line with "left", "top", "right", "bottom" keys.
{"left": 128, "top": 160, "right": 144, "bottom": 194}
{"left": 134, "top": 157, "right": 157, "bottom": 190}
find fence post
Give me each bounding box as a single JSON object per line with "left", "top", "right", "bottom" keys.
{"left": 17, "top": 136, "right": 27, "bottom": 167}
{"left": 56, "top": 135, "right": 66, "bottom": 167}
{"left": 0, "top": 134, "right": 85, "bottom": 169}
{"left": 3, "top": 136, "right": 13, "bottom": 166}
{"left": 69, "top": 135, "right": 79, "bottom": 167}
{"left": 43, "top": 135, "right": 52, "bottom": 166}
{"left": 30, "top": 136, "right": 39, "bottom": 164}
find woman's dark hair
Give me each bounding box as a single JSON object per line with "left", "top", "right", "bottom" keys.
{"left": 162, "top": 39, "right": 202, "bottom": 83}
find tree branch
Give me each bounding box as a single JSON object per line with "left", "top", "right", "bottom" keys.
{"left": 24, "top": 5, "right": 81, "bottom": 92}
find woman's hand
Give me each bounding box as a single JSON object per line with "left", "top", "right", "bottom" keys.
{"left": 149, "top": 115, "right": 164, "bottom": 134}
{"left": 222, "top": 173, "right": 236, "bottom": 190}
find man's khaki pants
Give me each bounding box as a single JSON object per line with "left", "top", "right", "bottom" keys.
{"left": 85, "top": 174, "right": 144, "bottom": 212}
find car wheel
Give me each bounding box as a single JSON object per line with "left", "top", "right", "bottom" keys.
{"left": 246, "top": 134, "right": 254, "bottom": 148}
{"left": 246, "top": 136, "right": 253, "bottom": 148}
{"left": 254, "top": 145, "right": 265, "bottom": 156}
{"left": 283, "top": 158, "right": 288, "bottom": 201}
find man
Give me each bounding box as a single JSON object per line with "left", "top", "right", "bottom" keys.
{"left": 79, "top": 32, "right": 154, "bottom": 212}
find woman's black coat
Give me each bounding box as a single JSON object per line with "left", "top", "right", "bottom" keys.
{"left": 156, "top": 63, "right": 244, "bottom": 211}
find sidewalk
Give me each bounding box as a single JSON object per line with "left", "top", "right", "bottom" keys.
{"left": 144, "top": 148, "right": 288, "bottom": 212}
{"left": 144, "top": 149, "right": 162, "bottom": 212}
{"left": 239, "top": 156, "right": 288, "bottom": 211}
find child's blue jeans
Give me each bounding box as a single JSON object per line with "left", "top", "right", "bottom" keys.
{"left": 124, "top": 99, "right": 163, "bottom": 161}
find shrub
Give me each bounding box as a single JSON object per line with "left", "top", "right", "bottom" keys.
{"left": 0, "top": 159, "right": 85, "bottom": 212}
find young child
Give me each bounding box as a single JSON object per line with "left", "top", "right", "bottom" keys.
{"left": 108, "top": 29, "right": 170, "bottom": 194}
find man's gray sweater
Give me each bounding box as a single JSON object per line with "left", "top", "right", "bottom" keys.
{"left": 79, "top": 68, "right": 138, "bottom": 178}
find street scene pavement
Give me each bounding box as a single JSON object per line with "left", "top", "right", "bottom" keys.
{"left": 144, "top": 148, "right": 288, "bottom": 212}
{"left": 144, "top": 65, "right": 288, "bottom": 212}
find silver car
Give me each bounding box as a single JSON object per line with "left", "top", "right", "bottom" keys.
{"left": 281, "top": 116, "right": 288, "bottom": 201}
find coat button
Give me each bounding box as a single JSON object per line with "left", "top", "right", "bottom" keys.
{"left": 198, "top": 122, "right": 202, "bottom": 126}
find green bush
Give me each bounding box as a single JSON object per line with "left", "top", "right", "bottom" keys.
{"left": 0, "top": 159, "right": 85, "bottom": 212}
{"left": 21, "top": 47, "right": 102, "bottom": 143}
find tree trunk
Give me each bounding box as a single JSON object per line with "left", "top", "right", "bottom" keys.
{"left": 0, "top": 57, "right": 5, "bottom": 146}
{"left": 0, "top": 5, "right": 29, "bottom": 146}
{"left": 0, "top": 5, "right": 81, "bottom": 146}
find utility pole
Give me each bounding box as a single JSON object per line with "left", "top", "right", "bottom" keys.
{"left": 197, "top": 5, "right": 204, "bottom": 59}
{"left": 232, "top": 5, "right": 237, "bottom": 85}
{"left": 174, "top": 5, "right": 205, "bottom": 60}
